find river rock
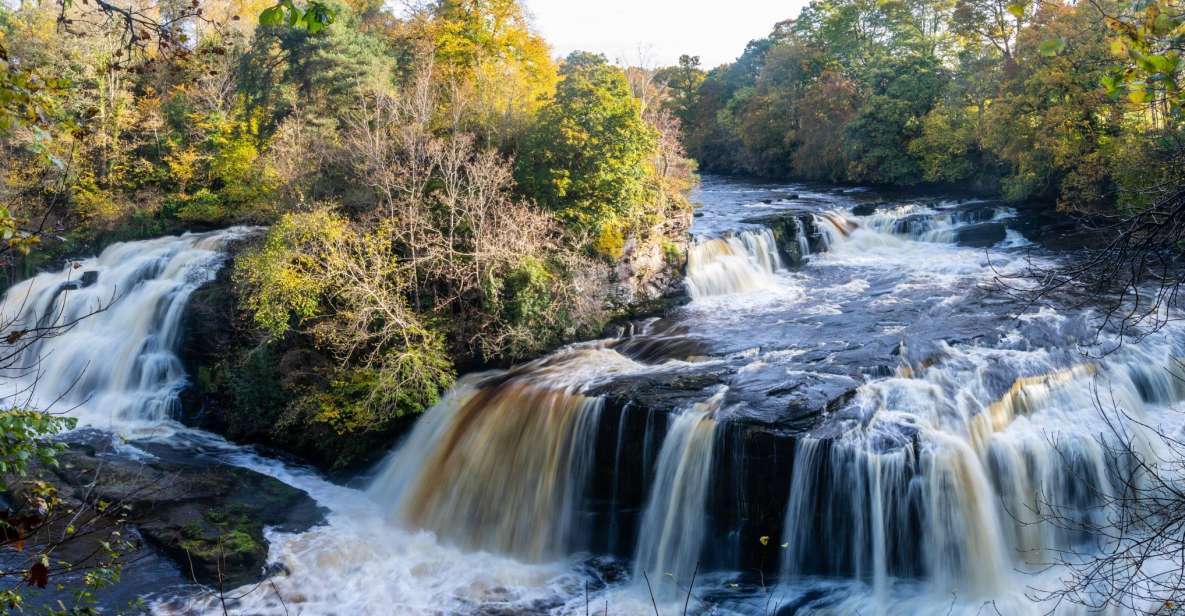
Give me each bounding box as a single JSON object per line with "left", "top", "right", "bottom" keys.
{"left": 741, "top": 210, "right": 823, "bottom": 266}
{"left": 954, "top": 221, "right": 1007, "bottom": 247}
{"left": 722, "top": 365, "right": 860, "bottom": 434}
{"left": 14, "top": 432, "right": 326, "bottom": 589}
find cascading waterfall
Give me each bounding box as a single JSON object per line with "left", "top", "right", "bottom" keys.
{"left": 781, "top": 432, "right": 1009, "bottom": 597}
{"left": 794, "top": 216, "right": 811, "bottom": 259}
{"left": 812, "top": 211, "right": 857, "bottom": 250}
{"left": 5, "top": 178, "right": 1177, "bottom": 615}
{"left": 685, "top": 229, "right": 782, "bottom": 298}
{"left": 857, "top": 202, "right": 1017, "bottom": 244}
{"left": 367, "top": 347, "right": 646, "bottom": 561}
{"left": 0, "top": 228, "right": 254, "bottom": 429}
{"left": 632, "top": 390, "right": 724, "bottom": 598}
{"left": 781, "top": 336, "right": 1183, "bottom": 603}
{"left": 370, "top": 380, "right": 601, "bottom": 560}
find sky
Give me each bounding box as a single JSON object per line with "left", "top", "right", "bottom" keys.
{"left": 524, "top": 1, "right": 807, "bottom": 69}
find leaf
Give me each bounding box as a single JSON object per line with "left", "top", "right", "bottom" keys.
{"left": 759, "top": 535, "right": 770, "bottom": 546}
{"left": 25, "top": 562, "right": 47, "bottom": 588}
{"left": 1006, "top": 1, "right": 1027, "bottom": 18}
{"left": 258, "top": 5, "right": 284, "bottom": 27}
{"left": 1102, "top": 74, "right": 1119, "bottom": 95}
{"left": 1152, "top": 14, "right": 1177, "bottom": 36}
{"left": 1039, "top": 37, "right": 1066, "bottom": 57}
{"left": 1111, "top": 37, "right": 1129, "bottom": 57}
{"left": 1129, "top": 87, "right": 1149, "bottom": 103}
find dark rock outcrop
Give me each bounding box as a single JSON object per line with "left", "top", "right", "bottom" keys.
{"left": 954, "top": 221, "right": 1007, "bottom": 247}
{"left": 582, "top": 357, "right": 863, "bottom": 573}
{"left": 741, "top": 210, "right": 824, "bottom": 266}
{"left": 11, "top": 433, "right": 325, "bottom": 589}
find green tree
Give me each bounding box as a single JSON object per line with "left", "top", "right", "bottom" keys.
{"left": 654, "top": 54, "right": 705, "bottom": 127}
{"left": 982, "top": 1, "right": 1115, "bottom": 206}
{"left": 516, "top": 51, "right": 658, "bottom": 234}
{"left": 845, "top": 53, "right": 947, "bottom": 185}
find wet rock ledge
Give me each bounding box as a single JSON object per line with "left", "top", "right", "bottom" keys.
{"left": 7, "top": 432, "right": 325, "bottom": 588}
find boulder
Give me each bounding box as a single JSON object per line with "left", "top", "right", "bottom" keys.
{"left": 17, "top": 433, "right": 326, "bottom": 589}
{"left": 741, "top": 210, "right": 823, "bottom": 266}
{"left": 954, "top": 221, "right": 1007, "bottom": 247}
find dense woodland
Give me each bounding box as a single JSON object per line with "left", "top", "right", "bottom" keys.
{"left": 665, "top": 0, "right": 1184, "bottom": 214}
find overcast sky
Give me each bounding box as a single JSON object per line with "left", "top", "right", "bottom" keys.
{"left": 524, "top": 1, "right": 806, "bottom": 69}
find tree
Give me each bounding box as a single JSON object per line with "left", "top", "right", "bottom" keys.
{"left": 794, "top": 70, "right": 860, "bottom": 181}
{"left": 654, "top": 54, "right": 705, "bottom": 127}
{"left": 997, "top": 1, "right": 1185, "bottom": 345}
{"left": 845, "top": 53, "right": 947, "bottom": 185}
{"left": 515, "top": 51, "right": 658, "bottom": 236}
{"left": 981, "top": 1, "right": 1115, "bottom": 205}
{"left": 951, "top": 0, "right": 1033, "bottom": 63}
{"left": 405, "top": 0, "right": 557, "bottom": 144}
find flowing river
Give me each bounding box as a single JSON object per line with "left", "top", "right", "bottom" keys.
{"left": 3, "top": 176, "right": 1183, "bottom": 615}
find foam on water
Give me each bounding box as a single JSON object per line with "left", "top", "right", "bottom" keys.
{"left": 4, "top": 179, "right": 1180, "bottom": 616}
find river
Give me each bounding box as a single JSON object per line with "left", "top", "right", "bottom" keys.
{"left": 2, "top": 176, "right": 1181, "bottom": 615}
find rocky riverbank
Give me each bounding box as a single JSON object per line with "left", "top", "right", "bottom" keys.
{"left": 177, "top": 218, "right": 692, "bottom": 471}
{"left": 7, "top": 431, "right": 326, "bottom": 589}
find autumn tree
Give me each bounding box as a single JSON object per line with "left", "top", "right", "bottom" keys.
{"left": 515, "top": 52, "right": 659, "bottom": 245}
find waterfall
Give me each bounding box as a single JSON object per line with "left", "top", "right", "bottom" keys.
{"left": 781, "top": 433, "right": 1008, "bottom": 597}
{"left": 780, "top": 336, "right": 1185, "bottom": 602}
{"left": 11, "top": 177, "right": 1173, "bottom": 615}
{"left": 812, "top": 211, "right": 857, "bottom": 250}
{"left": 369, "top": 381, "right": 601, "bottom": 560}
{"left": 853, "top": 203, "right": 1017, "bottom": 245}
{"left": 794, "top": 216, "right": 811, "bottom": 259}
{"left": 367, "top": 347, "right": 646, "bottom": 561}
{"left": 632, "top": 390, "right": 723, "bottom": 598}
{"left": 0, "top": 228, "right": 254, "bottom": 429}
{"left": 685, "top": 229, "right": 782, "bottom": 298}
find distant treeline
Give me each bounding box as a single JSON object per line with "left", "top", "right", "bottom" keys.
{"left": 657, "top": 0, "right": 1184, "bottom": 213}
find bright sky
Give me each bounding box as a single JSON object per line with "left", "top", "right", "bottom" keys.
{"left": 524, "top": 1, "right": 807, "bottom": 69}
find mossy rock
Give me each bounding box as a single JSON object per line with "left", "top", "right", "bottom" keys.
{"left": 38, "top": 434, "right": 326, "bottom": 588}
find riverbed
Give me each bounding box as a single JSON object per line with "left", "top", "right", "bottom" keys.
{"left": 5, "top": 175, "right": 1181, "bottom": 615}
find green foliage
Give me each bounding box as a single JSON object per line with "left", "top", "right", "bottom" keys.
{"left": 593, "top": 220, "right": 626, "bottom": 260}
{"left": 670, "top": 0, "right": 1168, "bottom": 214}
{"left": 908, "top": 103, "right": 978, "bottom": 183}
{"left": 1102, "top": 0, "right": 1184, "bottom": 121}
{"left": 299, "top": 346, "right": 454, "bottom": 435}
{"left": 0, "top": 410, "right": 75, "bottom": 490}
{"left": 240, "top": 11, "right": 394, "bottom": 134}
{"left": 235, "top": 209, "right": 348, "bottom": 338}
{"left": 844, "top": 54, "right": 947, "bottom": 185}
{"left": 516, "top": 52, "right": 659, "bottom": 232}
{"left": 259, "top": 0, "right": 337, "bottom": 33}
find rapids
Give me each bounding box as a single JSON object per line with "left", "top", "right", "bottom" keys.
{"left": 3, "top": 177, "right": 1184, "bottom": 615}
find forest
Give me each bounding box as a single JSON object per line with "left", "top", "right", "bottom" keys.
{"left": 2, "top": 0, "right": 697, "bottom": 468}
{"left": 0, "top": 0, "right": 1184, "bottom": 613}
{"left": 668, "top": 0, "right": 1183, "bottom": 214}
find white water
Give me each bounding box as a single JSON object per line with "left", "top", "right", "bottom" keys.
{"left": 0, "top": 228, "right": 256, "bottom": 431}
{"left": 773, "top": 207, "right": 1185, "bottom": 614}
{"left": 3, "top": 185, "right": 1182, "bottom": 615}
{"left": 632, "top": 390, "right": 724, "bottom": 600}
{"left": 685, "top": 228, "right": 783, "bottom": 298}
